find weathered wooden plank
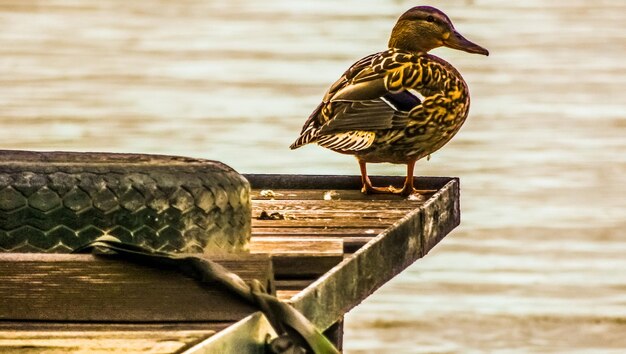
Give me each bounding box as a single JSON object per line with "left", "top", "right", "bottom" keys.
{"left": 252, "top": 208, "right": 415, "bottom": 220}
{"left": 250, "top": 237, "right": 344, "bottom": 278}
{"left": 244, "top": 174, "right": 450, "bottom": 192}
{"left": 251, "top": 205, "right": 416, "bottom": 225}
{"left": 0, "top": 322, "right": 233, "bottom": 332}
{"left": 251, "top": 192, "right": 425, "bottom": 233}
{"left": 277, "top": 290, "right": 301, "bottom": 301}
{"left": 250, "top": 237, "right": 343, "bottom": 255}
{"left": 0, "top": 253, "right": 273, "bottom": 322}
{"left": 252, "top": 198, "right": 422, "bottom": 210}
{"left": 251, "top": 189, "right": 434, "bottom": 201}
{"left": 183, "top": 312, "right": 276, "bottom": 354}
{"left": 289, "top": 179, "right": 460, "bottom": 330}
{"left": 273, "top": 255, "right": 344, "bottom": 279}
{"left": 252, "top": 218, "right": 394, "bottom": 228}
{"left": 251, "top": 228, "right": 384, "bottom": 237}
{"left": 251, "top": 233, "right": 369, "bottom": 255}
{"left": 275, "top": 279, "right": 315, "bottom": 291}
{"left": 342, "top": 236, "right": 375, "bottom": 253}
{"left": 0, "top": 329, "right": 214, "bottom": 354}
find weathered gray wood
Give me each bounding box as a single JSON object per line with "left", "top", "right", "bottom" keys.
{"left": 252, "top": 218, "right": 395, "bottom": 229}
{"left": 251, "top": 232, "right": 373, "bottom": 253}
{"left": 252, "top": 207, "right": 416, "bottom": 220}
{"left": 252, "top": 228, "right": 385, "bottom": 237}
{"left": 244, "top": 174, "right": 450, "bottom": 192}
{"left": 0, "top": 322, "right": 233, "bottom": 332}
{"left": 0, "top": 253, "right": 273, "bottom": 322}
{"left": 250, "top": 237, "right": 344, "bottom": 278}
{"left": 253, "top": 198, "right": 423, "bottom": 210}
{"left": 342, "top": 236, "right": 375, "bottom": 253}
{"left": 0, "top": 329, "right": 215, "bottom": 354}
{"left": 250, "top": 237, "right": 343, "bottom": 254}
{"left": 272, "top": 255, "right": 344, "bottom": 279}
{"left": 246, "top": 175, "right": 459, "bottom": 334}
{"left": 183, "top": 312, "right": 276, "bottom": 354}
{"left": 249, "top": 182, "right": 432, "bottom": 258}
{"left": 252, "top": 190, "right": 434, "bottom": 202}
{"left": 276, "top": 290, "right": 301, "bottom": 301}
{"left": 289, "top": 179, "right": 460, "bottom": 330}
{"left": 275, "top": 279, "right": 315, "bottom": 291}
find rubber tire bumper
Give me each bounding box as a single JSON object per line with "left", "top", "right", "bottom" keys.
{"left": 0, "top": 150, "right": 250, "bottom": 253}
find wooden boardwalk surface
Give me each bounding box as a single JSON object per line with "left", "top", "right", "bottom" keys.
{"left": 0, "top": 175, "right": 459, "bottom": 353}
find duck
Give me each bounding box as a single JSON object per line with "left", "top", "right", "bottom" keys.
{"left": 290, "top": 6, "right": 488, "bottom": 197}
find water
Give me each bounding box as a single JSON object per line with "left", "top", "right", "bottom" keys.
{"left": 1, "top": 0, "right": 625, "bottom": 352}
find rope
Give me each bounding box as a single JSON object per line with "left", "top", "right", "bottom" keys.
{"left": 73, "top": 235, "right": 339, "bottom": 354}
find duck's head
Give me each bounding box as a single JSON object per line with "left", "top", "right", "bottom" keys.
{"left": 388, "top": 6, "right": 489, "bottom": 56}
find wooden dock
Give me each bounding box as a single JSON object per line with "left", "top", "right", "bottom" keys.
{"left": 0, "top": 174, "right": 460, "bottom": 353}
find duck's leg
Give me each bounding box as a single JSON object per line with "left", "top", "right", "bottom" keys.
{"left": 358, "top": 158, "right": 434, "bottom": 197}
{"left": 358, "top": 159, "right": 391, "bottom": 194}
{"left": 395, "top": 159, "right": 437, "bottom": 197}
{"left": 397, "top": 159, "right": 418, "bottom": 197}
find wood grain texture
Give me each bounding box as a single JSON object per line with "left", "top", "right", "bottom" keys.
{"left": 290, "top": 179, "right": 460, "bottom": 330}
{"left": 250, "top": 237, "right": 343, "bottom": 255}
{"left": 0, "top": 322, "right": 233, "bottom": 332}
{"left": 245, "top": 175, "right": 450, "bottom": 193}
{"left": 0, "top": 329, "right": 214, "bottom": 354}
{"left": 250, "top": 237, "right": 344, "bottom": 278}
{"left": 246, "top": 175, "right": 459, "bottom": 333}
{"left": 252, "top": 228, "right": 384, "bottom": 237}
{"left": 0, "top": 253, "right": 272, "bottom": 322}
{"left": 183, "top": 312, "right": 276, "bottom": 354}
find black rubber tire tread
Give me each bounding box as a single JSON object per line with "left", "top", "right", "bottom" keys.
{"left": 0, "top": 150, "right": 250, "bottom": 254}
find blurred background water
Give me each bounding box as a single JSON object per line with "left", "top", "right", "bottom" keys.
{"left": 0, "top": 0, "right": 624, "bottom": 352}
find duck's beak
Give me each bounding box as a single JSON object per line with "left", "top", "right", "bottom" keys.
{"left": 443, "top": 30, "right": 489, "bottom": 56}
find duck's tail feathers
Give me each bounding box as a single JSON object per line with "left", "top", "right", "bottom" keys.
{"left": 289, "top": 103, "right": 324, "bottom": 149}
{"left": 290, "top": 126, "right": 319, "bottom": 149}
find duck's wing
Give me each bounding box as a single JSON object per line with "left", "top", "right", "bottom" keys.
{"left": 328, "top": 50, "right": 424, "bottom": 128}
{"left": 321, "top": 53, "right": 379, "bottom": 101}
{"left": 291, "top": 50, "right": 424, "bottom": 151}
{"left": 290, "top": 53, "right": 383, "bottom": 150}
{"left": 319, "top": 90, "right": 421, "bottom": 134}
{"left": 312, "top": 90, "right": 420, "bottom": 152}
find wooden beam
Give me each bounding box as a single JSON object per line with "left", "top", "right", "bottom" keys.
{"left": 0, "top": 253, "right": 273, "bottom": 322}
{"left": 0, "top": 322, "right": 232, "bottom": 332}
{"left": 289, "top": 179, "right": 460, "bottom": 330}
{"left": 183, "top": 312, "right": 276, "bottom": 354}
{"left": 250, "top": 237, "right": 344, "bottom": 278}
{"left": 244, "top": 174, "right": 451, "bottom": 192}
{"left": 0, "top": 329, "right": 215, "bottom": 354}
{"left": 249, "top": 237, "right": 343, "bottom": 255}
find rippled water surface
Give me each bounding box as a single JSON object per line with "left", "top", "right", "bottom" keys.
{"left": 1, "top": 0, "right": 625, "bottom": 352}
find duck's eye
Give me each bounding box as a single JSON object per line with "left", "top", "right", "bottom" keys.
{"left": 426, "top": 15, "right": 435, "bottom": 23}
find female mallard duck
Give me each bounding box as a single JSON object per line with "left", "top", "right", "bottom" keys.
{"left": 290, "top": 6, "right": 488, "bottom": 196}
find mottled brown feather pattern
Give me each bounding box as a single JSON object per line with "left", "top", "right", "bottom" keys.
{"left": 290, "top": 49, "right": 469, "bottom": 164}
